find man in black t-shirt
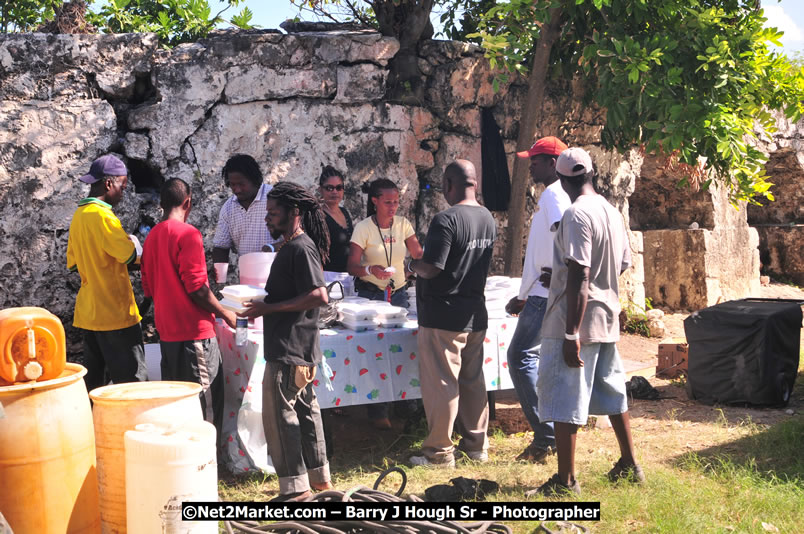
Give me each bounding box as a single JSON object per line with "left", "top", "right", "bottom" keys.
{"left": 240, "top": 182, "right": 333, "bottom": 501}
{"left": 408, "top": 160, "right": 497, "bottom": 467}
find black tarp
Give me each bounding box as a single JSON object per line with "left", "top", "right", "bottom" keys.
{"left": 684, "top": 299, "right": 802, "bottom": 406}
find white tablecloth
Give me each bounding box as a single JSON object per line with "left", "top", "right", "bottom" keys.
{"left": 216, "top": 317, "right": 517, "bottom": 474}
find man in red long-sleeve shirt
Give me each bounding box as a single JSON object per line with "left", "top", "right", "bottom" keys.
{"left": 141, "top": 178, "right": 236, "bottom": 438}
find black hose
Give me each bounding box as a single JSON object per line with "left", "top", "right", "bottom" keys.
{"left": 224, "top": 468, "right": 513, "bottom": 534}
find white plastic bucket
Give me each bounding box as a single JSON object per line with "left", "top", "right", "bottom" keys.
{"left": 239, "top": 252, "right": 275, "bottom": 287}
{"left": 125, "top": 421, "right": 217, "bottom": 534}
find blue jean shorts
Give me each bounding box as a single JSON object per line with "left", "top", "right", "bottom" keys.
{"left": 536, "top": 337, "right": 628, "bottom": 425}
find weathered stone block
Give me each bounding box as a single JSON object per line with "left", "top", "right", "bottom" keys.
{"left": 643, "top": 229, "right": 709, "bottom": 310}
{"left": 754, "top": 224, "right": 804, "bottom": 286}
{"left": 0, "top": 33, "right": 157, "bottom": 100}
{"left": 748, "top": 147, "right": 804, "bottom": 225}
{"left": 334, "top": 64, "right": 387, "bottom": 103}
{"left": 643, "top": 226, "right": 760, "bottom": 310}
{"left": 124, "top": 133, "right": 150, "bottom": 160}
{"left": 225, "top": 65, "right": 336, "bottom": 103}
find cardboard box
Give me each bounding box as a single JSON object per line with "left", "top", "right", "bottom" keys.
{"left": 656, "top": 338, "right": 688, "bottom": 378}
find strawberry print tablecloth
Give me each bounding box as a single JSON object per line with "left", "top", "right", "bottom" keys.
{"left": 215, "top": 318, "right": 516, "bottom": 474}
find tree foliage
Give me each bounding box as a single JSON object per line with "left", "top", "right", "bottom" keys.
{"left": 470, "top": 0, "right": 804, "bottom": 204}
{"left": 0, "top": 0, "right": 62, "bottom": 32}
{"left": 86, "top": 0, "right": 254, "bottom": 46}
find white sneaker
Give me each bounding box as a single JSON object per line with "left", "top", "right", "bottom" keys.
{"left": 409, "top": 454, "right": 455, "bottom": 468}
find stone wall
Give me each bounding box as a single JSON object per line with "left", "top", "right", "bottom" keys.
{"left": 748, "top": 116, "right": 804, "bottom": 285}
{"left": 1, "top": 30, "right": 647, "bottom": 351}
{"left": 634, "top": 155, "right": 761, "bottom": 310}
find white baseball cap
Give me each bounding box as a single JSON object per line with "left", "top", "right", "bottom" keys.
{"left": 556, "top": 147, "right": 593, "bottom": 177}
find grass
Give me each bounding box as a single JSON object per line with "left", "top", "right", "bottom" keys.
{"left": 219, "top": 361, "right": 804, "bottom": 533}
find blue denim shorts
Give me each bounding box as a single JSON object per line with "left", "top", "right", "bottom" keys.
{"left": 536, "top": 337, "right": 628, "bottom": 425}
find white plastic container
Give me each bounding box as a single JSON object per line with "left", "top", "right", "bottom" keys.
{"left": 341, "top": 296, "right": 370, "bottom": 304}
{"left": 220, "top": 285, "right": 267, "bottom": 303}
{"left": 89, "top": 382, "right": 203, "bottom": 534}
{"left": 337, "top": 303, "right": 378, "bottom": 322}
{"left": 219, "top": 298, "right": 248, "bottom": 314}
{"left": 239, "top": 252, "right": 276, "bottom": 287}
{"left": 125, "top": 421, "right": 218, "bottom": 534}
{"left": 338, "top": 317, "right": 378, "bottom": 332}
{"left": 370, "top": 305, "right": 408, "bottom": 327}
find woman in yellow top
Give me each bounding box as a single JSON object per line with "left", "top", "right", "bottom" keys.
{"left": 347, "top": 178, "right": 423, "bottom": 429}
{"left": 347, "top": 179, "right": 423, "bottom": 308}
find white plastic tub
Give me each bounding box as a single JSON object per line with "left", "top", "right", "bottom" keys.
{"left": 239, "top": 252, "right": 276, "bottom": 287}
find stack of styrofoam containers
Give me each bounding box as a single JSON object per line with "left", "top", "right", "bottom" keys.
{"left": 367, "top": 303, "right": 408, "bottom": 328}
{"left": 219, "top": 285, "right": 268, "bottom": 329}
{"left": 219, "top": 285, "right": 268, "bottom": 313}
{"left": 484, "top": 276, "right": 522, "bottom": 319}
{"left": 337, "top": 302, "right": 379, "bottom": 332}
{"left": 406, "top": 285, "right": 417, "bottom": 318}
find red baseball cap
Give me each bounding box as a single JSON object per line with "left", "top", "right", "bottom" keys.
{"left": 516, "top": 136, "right": 568, "bottom": 158}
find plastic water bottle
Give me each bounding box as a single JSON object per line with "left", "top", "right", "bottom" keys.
{"left": 235, "top": 318, "right": 248, "bottom": 346}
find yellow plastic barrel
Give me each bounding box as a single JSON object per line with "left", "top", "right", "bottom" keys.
{"left": 0, "top": 363, "right": 101, "bottom": 534}
{"left": 89, "top": 382, "right": 202, "bottom": 534}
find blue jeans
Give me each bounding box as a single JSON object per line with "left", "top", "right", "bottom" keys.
{"left": 356, "top": 285, "right": 410, "bottom": 308}
{"left": 506, "top": 296, "right": 555, "bottom": 449}
{"left": 358, "top": 284, "right": 409, "bottom": 419}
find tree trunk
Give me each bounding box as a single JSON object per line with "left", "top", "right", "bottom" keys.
{"left": 503, "top": 6, "right": 565, "bottom": 276}
{"left": 372, "top": 0, "right": 434, "bottom": 104}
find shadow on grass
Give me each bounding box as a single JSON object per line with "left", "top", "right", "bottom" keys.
{"left": 673, "top": 415, "right": 804, "bottom": 486}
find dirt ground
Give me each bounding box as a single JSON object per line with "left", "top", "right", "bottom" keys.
{"left": 325, "top": 281, "right": 804, "bottom": 454}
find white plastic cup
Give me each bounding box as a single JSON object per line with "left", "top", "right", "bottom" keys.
{"left": 213, "top": 263, "right": 229, "bottom": 283}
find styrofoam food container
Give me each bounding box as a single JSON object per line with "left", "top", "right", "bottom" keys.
{"left": 338, "top": 317, "right": 378, "bottom": 332}
{"left": 219, "top": 299, "right": 248, "bottom": 313}
{"left": 376, "top": 319, "right": 406, "bottom": 328}
{"left": 372, "top": 305, "right": 408, "bottom": 321}
{"left": 337, "top": 303, "right": 378, "bottom": 320}
{"left": 220, "top": 285, "right": 267, "bottom": 303}
{"left": 341, "top": 296, "right": 371, "bottom": 304}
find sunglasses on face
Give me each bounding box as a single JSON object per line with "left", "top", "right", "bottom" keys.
{"left": 322, "top": 184, "right": 344, "bottom": 192}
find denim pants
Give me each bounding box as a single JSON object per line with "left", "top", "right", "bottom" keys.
{"left": 262, "top": 360, "right": 330, "bottom": 495}
{"left": 356, "top": 285, "right": 409, "bottom": 308}
{"left": 506, "top": 296, "right": 555, "bottom": 449}
{"left": 357, "top": 284, "right": 410, "bottom": 420}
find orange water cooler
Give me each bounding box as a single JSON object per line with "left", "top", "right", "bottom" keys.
{"left": 0, "top": 307, "right": 66, "bottom": 385}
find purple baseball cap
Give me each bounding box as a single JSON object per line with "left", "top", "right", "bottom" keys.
{"left": 79, "top": 154, "right": 128, "bottom": 184}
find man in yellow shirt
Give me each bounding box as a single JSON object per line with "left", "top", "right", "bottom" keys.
{"left": 66, "top": 155, "right": 148, "bottom": 392}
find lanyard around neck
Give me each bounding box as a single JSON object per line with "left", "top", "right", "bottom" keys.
{"left": 373, "top": 216, "right": 392, "bottom": 268}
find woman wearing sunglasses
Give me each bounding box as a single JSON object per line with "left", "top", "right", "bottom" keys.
{"left": 319, "top": 166, "right": 353, "bottom": 272}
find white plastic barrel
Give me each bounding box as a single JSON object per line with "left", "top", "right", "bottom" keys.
{"left": 90, "top": 382, "right": 203, "bottom": 534}
{"left": 125, "top": 421, "right": 218, "bottom": 534}
{"left": 239, "top": 252, "right": 275, "bottom": 287}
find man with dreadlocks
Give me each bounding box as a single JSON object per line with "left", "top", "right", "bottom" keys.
{"left": 240, "top": 181, "right": 333, "bottom": 501}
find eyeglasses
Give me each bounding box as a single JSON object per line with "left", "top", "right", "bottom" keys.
{"left": 322, "top": 184, "right": 344, "bottom": 192}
